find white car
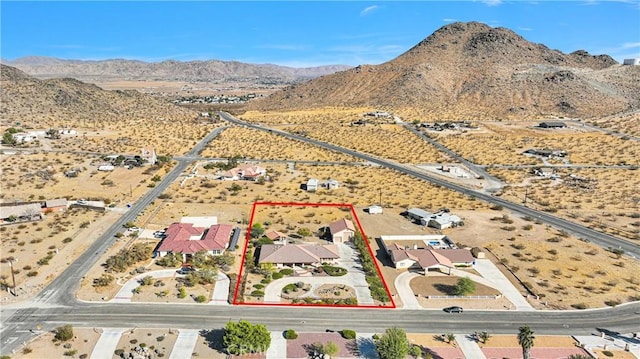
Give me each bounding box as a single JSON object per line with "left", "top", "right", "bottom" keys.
{"left": 77, "top": 199, "right": 87, "bottom": 204}
{"left": 129, "top": 227, "right": 140, "bottom": 232}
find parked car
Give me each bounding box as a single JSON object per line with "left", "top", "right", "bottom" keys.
{"left": 77, "top": 199, "right": 87, "bottom": 204}
{"left": 128, "top": 227, "right": 140, "bottom": 232}
{"left": 153, "top": 231, "right": 165, "bottom": 238}
{"left": 443, "top": 306, "right": 464, "bottom": 313}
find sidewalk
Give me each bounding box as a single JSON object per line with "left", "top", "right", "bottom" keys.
{"left": 90, "top": 328, "right": 126, "bottom": 359}
{"left": 169, "top": 329, "right": 199, "bottom": 359}
{"left": 266, "top": 331, "right": 287, "bottom": 359}
{"left": 454, "top": 333, "right": 487, "bottom": 359}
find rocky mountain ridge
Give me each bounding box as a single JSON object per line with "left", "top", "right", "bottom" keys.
{"left": 2, "top": 56, "right": 352, "bottom": 84}
{"left": 247, "top": 21, "right": 640, "bottom": 120}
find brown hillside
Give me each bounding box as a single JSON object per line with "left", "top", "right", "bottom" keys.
{"left": 247, "top": 21, "right": 640, "bottom": 120}
{"left": 1, "top": 63, "right": 197, "bottom": 129}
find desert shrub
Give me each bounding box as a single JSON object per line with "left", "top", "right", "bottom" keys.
{"left": 114, "top": 349, "right": 124, "bottom": 356}
{"left": 280, "top": 268, "right": 293, "bottom": 276}
{"left": 571, "top": 303, "right": 588, "bottom": 310}
{"left": 322, "top": 265, "right": 347, "bottom": 276}
{"left": 250, "top": 290, "right": 265, "bottom": 297}
{"left": 54, "top": 325, "right": 74, "bottom": 342}
{"left": 271, "top": 272, "right": 283, "bottom": 280}
{"left": 604, "top": 299, "right": 621, "bottom": 307}
{"left": 341, "top": 329, "right": 356, "bottom": 339}
{"left": 62, "top": 237, "right": 73, "bottom": 243}
{"left": 26, "top": 271, "right": 38, "bottom": 277}
{"left": 602, "top": 351, "right": 614, "bottom": 357}
{"left": 156, "top": 336, "right": 165, "bottom": 342}
{"left": 93, "top": 274, "right": 114, "bottom": 287}
{"left": 283, "top": 329, "right": 298, "bottom": 340}
{"left": 194, "top": 295, "right": 207, "bottom": 303}
{"left": 130, "top": 339, "right": 138, "bottom": 344}
{"left": 63, "top": 349, "right": 78, "bottom": 356}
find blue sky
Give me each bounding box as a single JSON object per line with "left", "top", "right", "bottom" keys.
{"left": 1, "top": 1, "right": 639, "bottom": 67}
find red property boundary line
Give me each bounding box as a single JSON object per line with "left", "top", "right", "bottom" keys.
{"left": 232, "top": 201, "right": 396, "bottom": 309}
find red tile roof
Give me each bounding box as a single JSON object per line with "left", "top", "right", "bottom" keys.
{"left": 156, "top": 223, "right": 232, "bottom": 254}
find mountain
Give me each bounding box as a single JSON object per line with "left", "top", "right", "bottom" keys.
{"left": 0, "top": 64, "right": 196, "bottom": 127}
{"left": 2, "top": 56, "right": 352, "bottom": 84}
{"left": 246, "top": 22, "right": 640, "bottom": 120}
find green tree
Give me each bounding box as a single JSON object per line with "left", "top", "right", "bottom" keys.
{"left": 178, "top": 286, "right": 187, "bottom": 299}
{"left": 453, "top": 277, "right": 476, "bottom": 296}
{"left": 251, "top": 223, "right": 265, "bottom": 238}
{"left": 375, "top": 327, "right": 410, "bottom": 359}
{"left": 408, "top": 345, "right": 422, "bottom": 358}
{"left": 2, "top": 132, "right": 16, "bottom": 146}
{"left": 156, "top": 252, "right": 183, "bottom": 267}
{"left": 223, "top": 320, "right": 271, "bottom": 355}
{"left": 53, "top": 325, "right": 74, "bottom": 342}
{"left": 518, "top": 325, "right": 535, "bottom": 359}
{"left": 324, "top": 341, "right": 339, "bottom": 357}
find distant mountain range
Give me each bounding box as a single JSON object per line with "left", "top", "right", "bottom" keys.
{"left": 247, "top": 21, "right": 640, "bottom": 120}
{"left": 1, "top": 56, "right": 352, "bottom": 84}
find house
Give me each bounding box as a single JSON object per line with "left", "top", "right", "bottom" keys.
{"left": 428, "top": 212, "right": 462, "bottom": 229}
{"left": 320, "top": 179, "right": 340, "bottom": 190}
{"left": 155, "top": 222, "right": 234, "bottom": 260}
{"left": 328, "top": 218, "right": 355, "bottom": 243}
{"left": 534, "top": 167, "right": 554, "bottom": 177}
{"left": 523, "top": 149, "right": 567, "bottom": 158}
{"left": 538, "top": 121, "right": 567, "bottom": 128}
{"left": 382, "top": 235, "right": 474, "bottom": 274}
{"left": 141, "top": 147, "right": 157, "bottom": 165}
{"left": 623, "top": 58, "right": 640, "bottom": 66}
{"left": 12, "top": 132, "right": 38, "bottom": 143}
{"left": 405, "top": 208, "right": 433, "bottom": 223}
{"left": 388, "top": 246, "right": 475, "bottom": 274}
{"left": 43, "top": 198, "right": 67, "bottom": 212}
{"left": 265, "top": 230, "right": 288, "bottom": 241}
{"left": 306, "top": 178, "right": 319, "bottom": 191}
{"left": 258, "top": 243, "right": 340, "bottom": 268}
{"left": 0, "top": 203, "right": 43, "bottom": 224}
{"left": 367, "top": 205, "right": 383, "bottom": 215}
{"left": 221, "top": 164, "right": 266, "bottom": 181}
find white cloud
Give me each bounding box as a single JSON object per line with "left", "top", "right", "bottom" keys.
{"left": 360, "top": 5, "right": 379, "bottom": 16}
{"left": 518, "top": 27, "right": 533, "bottom": 31}
{"left": 443, "top": 18, "right": 457, "bottom": 22}
{"left": 621, "top": 42, "right": 640, "bottom": 49}
{"left": 480, "top": 0, "right": 503, "bottom": 6}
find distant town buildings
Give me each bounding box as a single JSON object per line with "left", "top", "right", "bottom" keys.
{"left": 623, "top": 58, "right": 640, "bottom": 66}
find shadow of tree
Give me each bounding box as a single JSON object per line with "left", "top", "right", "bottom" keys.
{"left": 433, "top": 283, "right": 457, "bottom": 295}
{"left": 354, "top": 336, "right": 379, "bottom": 359}
{"left": 199, "top": 329, "right": 225, "bottom": 352}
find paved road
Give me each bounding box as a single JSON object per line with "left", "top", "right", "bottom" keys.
{"left": 218, "top": 112, "right": 640, "bottom": 260}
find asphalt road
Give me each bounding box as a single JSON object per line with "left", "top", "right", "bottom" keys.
{"left": 218, "top": 112, "right": 640, "bottom": 259}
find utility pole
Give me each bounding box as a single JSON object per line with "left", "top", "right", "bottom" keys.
{"left": 8, "top": 259, "right": 17, "bottom": 296}
{"left": 523, "top": 187, "right": 528, "bottom": 206}
{"left": 379, "top": 188, "right": 382, "bottom": 207}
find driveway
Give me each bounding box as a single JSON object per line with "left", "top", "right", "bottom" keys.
{"left": 394, "top": 271, "right": 421, "bottom": 309}
{"left": 472, "top": 259, "right": 535, "bottom": 311}
{"left": 90, "top": 328, "right": 126, "bottom": 359}
{"left": 263, "top": 243, "right": 374, "bottom": 305}
{"left": 392, "top": 259, "right": 535, "bottom": 311}
{"left": 110, "top": 269, "right": 230, "bottom": 305}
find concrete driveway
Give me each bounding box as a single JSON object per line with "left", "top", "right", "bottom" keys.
{"left": 263, "top": 243, "right": 374, "bottom": 305}
{"left": 394, "top": 271, "right": 421, "bottom": 309}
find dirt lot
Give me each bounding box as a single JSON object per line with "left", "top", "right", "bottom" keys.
{"left": 113, "top": 328, "right": 178, "bottom": 359}
{"left": 13, "top": 327, "right": 101, "bottom": 359}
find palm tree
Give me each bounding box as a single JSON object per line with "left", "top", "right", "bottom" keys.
{"left": 479, "top": 331, "right": 491, "bottom": 344}
{"left": 518, "top": 325, "right": 535, "bottom": 359}
{"left": 445, "top": 333, "right": 456, "bottom": 344}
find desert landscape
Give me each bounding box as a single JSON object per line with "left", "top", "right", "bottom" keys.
{"left": 2, "top": 15, "right": 640, "bottom": 359}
